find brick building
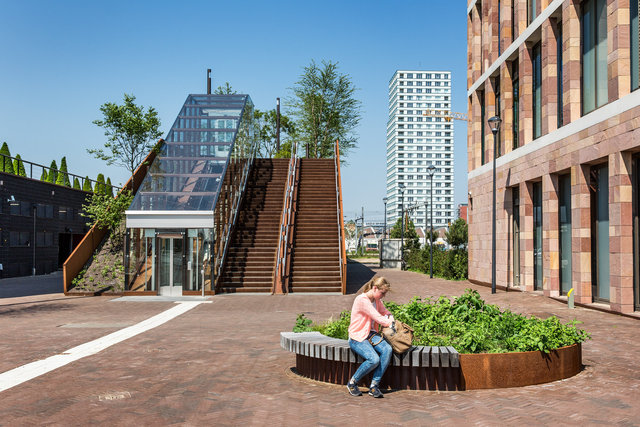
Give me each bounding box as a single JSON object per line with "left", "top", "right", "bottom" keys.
{"left": 467, "top": 0, "right": 640, "bottom": 313}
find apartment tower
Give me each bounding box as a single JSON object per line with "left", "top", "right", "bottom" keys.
{"left": 386, "top": 70, "right": 455, "bottom": 231}
{"left": 467, "top": 0, "right": 640, "bottom": 314}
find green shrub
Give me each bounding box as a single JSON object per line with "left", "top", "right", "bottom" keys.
{"left": 82, "top": 176, "right": 93, "bottom": 192}
{"left": 294, "top": 290, "right": 591, "bottom": 354}
{"left": 73, "top": 177, "right": 81, "bottom": 190}
{"left": 13, "top": 154, "right": 26, "bottom": 177}
{"left": 1, "top": 142, "right": 15, "bottom": 174}
{"left": 48, "top": 160, "right": 57, "bottom": 183}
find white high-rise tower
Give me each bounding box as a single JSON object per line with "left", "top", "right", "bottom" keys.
{"left": 386, "top": 70, "right": 455, "bottom": 230}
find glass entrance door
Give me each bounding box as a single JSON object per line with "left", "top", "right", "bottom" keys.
{"left": 157, "top": 235, "right": 184, "bottom": 296}
{"left": 559, "top": 175, "right": 572, "bottom": 295}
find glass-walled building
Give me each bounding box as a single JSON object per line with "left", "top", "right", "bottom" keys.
{"left": 125, "top": 94, "right": 255, "bottom": 296}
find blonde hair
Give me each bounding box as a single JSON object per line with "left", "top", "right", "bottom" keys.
{"left": 362, "top": 276, "right": 391, "bottom": 293}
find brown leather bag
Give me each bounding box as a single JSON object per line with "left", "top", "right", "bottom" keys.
{"left": 381, "top": 321, "right": 414, "bottom": 354}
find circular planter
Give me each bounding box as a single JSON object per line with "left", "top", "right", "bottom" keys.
{"left": 459, "top": 343, "right": 582, "bottom": 390}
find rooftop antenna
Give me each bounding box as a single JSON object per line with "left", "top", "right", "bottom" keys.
{"left": 207, "top": 69, "right": 211, "bottom": 94}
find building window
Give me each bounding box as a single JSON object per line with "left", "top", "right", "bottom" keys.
{"left": 512, "top": 62, "right": 519, "bottom": 149}
{"left": 632, "top": 0, "right": 639, "bottom": 91}
{"left": 557, "top": 20, "right": 564, "bottom": 127}
{"left": 494, "top": 78, "right": 501, "bottom": 157}
{"left": 498, "top": 0, "right": 502, "bottom": 56}
{"left": 582, "top": 0, "right": 608, "bottom": 114}
{"left": 528, "top": 0, "right": 537, "bottom": 25}
{"left": 532, "top": 42, "right": 542, "bottom": 139}
{"left": 559, "top": 174, "right": 572, "bottom": 295}
{"left": 591, "top": 165, "right": 610, "bottom": 302}
{"left": 511, "top": 0, "right": 516, "bottom": 41}
{"left": 533, "top": 182, "right": 543, "bottom": 291}
{"left": 10, "top": 231, "right": 30, "bottom": 247}
{"left": 480, "top": 90, "right": 486, "bottom": 165}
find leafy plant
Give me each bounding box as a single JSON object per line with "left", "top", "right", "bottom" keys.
{"left": 82, "top": 189, "right": 134, "bottom": 236}
{"left": 294, "top": 290, "right": 591, "bottom": 354}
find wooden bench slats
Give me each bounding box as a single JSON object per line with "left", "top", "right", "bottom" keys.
{"left": 431, "top": 346, "right": 440, "bottom": 367}
{"left": 279, "top": 332, "right": 459, "bottom": 370}
{"left": 439, "top": 346, "right": 450, "bottom": 368}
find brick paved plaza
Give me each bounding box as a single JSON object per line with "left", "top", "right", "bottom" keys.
{"left": 0, "top": 263, "right": 639, "bottom": 425}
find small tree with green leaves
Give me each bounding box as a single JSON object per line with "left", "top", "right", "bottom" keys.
{"left": 82, "top": 190, "right": 134, "bottom": 247}
{"left": 390, "top": 217, "right": 420, "bottom": 251}
{"left": 56, "top": 156, "right": 71, "bottom": 186}
{"left": 95, "top": 173, "right": 106, "bottom": 195}
{"left": 445, "top": 218, "right": 468, "bottom": 250}
{"left": 48, "top": 160, "right": 58, "bottom": 183}
{"left": 254, "top": 108, "right": 297, "bottom": 158}
{"left": 1, "top": 142, "right": 15, "bottom": 174}
{"left": 89, "top": 93, "right": 162, "bottom": 190}
{"left": 40, "top": 168, "right": 48, "bottom": 182}
{"left": 214, "top": 82, "right": 237, "bottom": 94}
{"left": 13, "top": 154, "right": 26, "bottom": 177}
{"left": 73, "top": 177, "right": 81, "bottom": 190}
{"left": 82, "top": 176, "right": 93, "bottom": 192}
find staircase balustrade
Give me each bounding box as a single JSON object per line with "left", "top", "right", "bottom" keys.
{"left": 334, "top": 140, "right": 347, "bottom": 293}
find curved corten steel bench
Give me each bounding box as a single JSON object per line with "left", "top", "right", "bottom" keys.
{"left": 280, "top": 332, "right": 462, "bottom": 391}
{"left": 281, "top": 332, "right": 582, "bottom": 391}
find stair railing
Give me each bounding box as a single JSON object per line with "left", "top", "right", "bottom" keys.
{"left": 334, "top": 139, "right": 347, "bottom": 293}
{"left": 273, "top": 142, "right": 299, "bottom": 294}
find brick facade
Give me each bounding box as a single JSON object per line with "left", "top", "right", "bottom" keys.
{"left": 467, "top": 0, "right": 640, "bottom": 314}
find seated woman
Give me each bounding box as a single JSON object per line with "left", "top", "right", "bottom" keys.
{"left": 346, "top": 276, "right": 393, "bottom": 398}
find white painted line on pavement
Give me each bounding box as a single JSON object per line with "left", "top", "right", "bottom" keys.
{"left": 0, "top": 301, "right": 206, "bottom": 393}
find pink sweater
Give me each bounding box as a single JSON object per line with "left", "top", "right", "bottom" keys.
{"left": 348, "top": 293, "right": 393, "bottom": 342}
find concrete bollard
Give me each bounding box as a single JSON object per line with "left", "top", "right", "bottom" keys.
{"left": 567, "top": 288, "right": 574, "bottom": 309}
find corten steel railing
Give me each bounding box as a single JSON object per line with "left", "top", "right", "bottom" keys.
{"left": 273, "top": 143, "right": 300, "bottom": 294}
{"left": 334, "top": 139, "right": 347, "bottom": 293}
{"left": 212, "top": 101, "right": 258, "bottom": 291}
{"left": 63, "top": 140, "right": 164, "bottom": 293}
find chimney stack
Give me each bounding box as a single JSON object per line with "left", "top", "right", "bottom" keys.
{"left": 207, "top": 69, "right": 211, "bottom": 94}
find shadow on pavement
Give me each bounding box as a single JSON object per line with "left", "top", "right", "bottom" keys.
{"left": 345, "top": 259, "right": 378, "bottom": 294}
{"left": 0, "top": 272, "right": 64, "bottom": 299}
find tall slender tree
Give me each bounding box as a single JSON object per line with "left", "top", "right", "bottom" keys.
{"left": 1, "top": 142, "right": 15, "bottom": 174}
{"left": 254, "top": 108, "right": 297, "bottom": 158}
{"left": 40, "top": 168, "right": 48, "bottom": 182}
{"left": 56, "top": 156, "right": 71, "bottom": 186}
{"left": 105, "top": 177, "right": 114, "bottom": 197}
{"left": 288, "top": 60, "right": 361, "bottom": 159}
{"left": 96, "top": 174, "right": 106, "bottom": 195}
{"left": 13, "top": 154, "right": 26, "bottom": 177}
{"left": 48, "top": 160, "right": 58, "bottom": 183}
{"left": 82, "top": 176, "right": 93, "bottom": 192}
{"left": 73, "top": 177, "right": 81, "bottom": 190}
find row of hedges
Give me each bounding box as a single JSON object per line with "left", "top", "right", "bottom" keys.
{"left": 406, "top": 246, "right": 468, "bottom": 280}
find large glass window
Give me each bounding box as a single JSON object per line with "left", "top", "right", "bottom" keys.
{"left": 480, "top": 90, "right": 485, "bottom": 164}
{"left": 559, "top": 174, "right": 572, "bottom": 295}
{"left": 582, "top": 0, "right": 608, "bottom": 114}
{"left": 512, "top": 62, "right": 519, "bottom": 150}
{"left": 557, "top": 20, "right": 564, "bottom": 127}
{"left": 532, "top": 42, "right": 542, "bottom": 139}
{"left": 528, "top": 0, "right": 537, "bottom": 25}
{"left": 591, "top": 165, "right": 610, "bottom": 302}
{"left": 632, "top": 0, "right": 639, "bottom": 91}
{"left": 533, "top": 182, "right": 543, "bottom": 291}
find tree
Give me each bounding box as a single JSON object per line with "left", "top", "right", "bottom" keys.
{"left": 89, "top": 93, "right": 162, "bottom": 189}
{"left": 96, "top": 174, "right": 106, "bottom": 195}
{"left": 48, "top": 160, "right": 58, "bottom": 183}
{"left": 214, "top": 82, "right": 237, "bottom": 95}
{"left": 1, "top": 142, "right": 15, "bottom": 174}
{"left": 40, "top": 168, "right": 48, "bottom": 182}
{"left": 254, "top": 108, "right": 297, "bottom": 158}
{"left": 288, "top": 60, "right": 361, "bottom": 159}
{"left": 73, "top": 177, "right": 81, "bottom": 190}
{"left": 424, "top": 228, "right": 438, "bottom": 245}
{"left": 82, "top": 189, "right": 134, "bottom": 245}
{"left": 445, "top": 218, "right": 468, "bottom": 250}
{"left": 105, "top": 177, "right": 114, "bottom": 197}
{"left": 389, "top": 217, "right": 420, "bottom": 251}
{"left": 56, "top": 156, "right": 71, "bottom": 186}
{"left": 82, "top": 176, "right": 93, "bottom": 192}
{"left": 13, "top": 154, "right": 26, "bottom": 177}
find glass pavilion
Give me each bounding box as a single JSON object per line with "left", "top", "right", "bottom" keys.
{"left": 125, "top": 94, "right": 256, "bottom": 296}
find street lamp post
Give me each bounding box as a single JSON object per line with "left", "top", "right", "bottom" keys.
{"left": 488, "top": 115, "right": 502, "bottom": 294}
{"left": 427, "top": 164, "right": 436, "bottom": 278}
{"left": 383, "top": 197, "right": 388, "bottom": 240}
{"left": 398, "top": 184, "right": 405, "bottom": 270}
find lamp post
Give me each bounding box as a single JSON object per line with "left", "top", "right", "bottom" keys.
{"left": 383, "top": 197, "right": 388, "bottom": 239}
{"left": 488, "top": 115, "right": 502, "bottom": 294}
{"left": 398, "top": 183, "right": 405, "bottom": 270}
{"left": 427, "top": 164, "right": 436, "bottom": 278}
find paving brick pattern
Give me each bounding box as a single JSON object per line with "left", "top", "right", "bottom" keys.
{"left": 0, "top": 262, "right": 639, "bottom": 425}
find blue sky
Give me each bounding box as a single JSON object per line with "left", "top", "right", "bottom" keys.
{"left": 0, "top": 1, "right": 468, "bottom": 222}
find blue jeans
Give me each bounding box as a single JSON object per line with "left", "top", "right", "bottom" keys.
{"left": 348, "top": 332, "right": 392, "bottom": 385}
